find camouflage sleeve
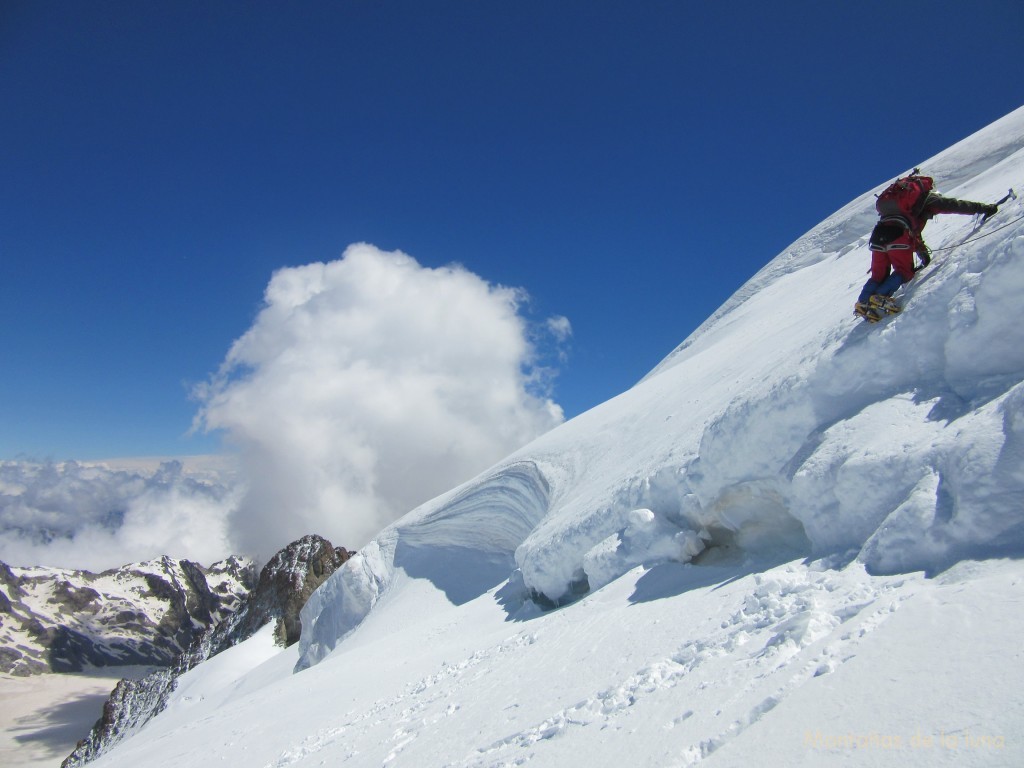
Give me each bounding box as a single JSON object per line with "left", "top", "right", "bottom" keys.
{"left": 922, "top": 193, "right": 993, "bottom": 216}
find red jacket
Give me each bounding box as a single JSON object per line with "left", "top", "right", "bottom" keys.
{"left": 869, "top": 192, "right": 995, "bottom": 280}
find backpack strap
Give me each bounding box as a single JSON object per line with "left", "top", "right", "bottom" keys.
{"left": 878, "top": 214, "right": 913, "bottom": 231}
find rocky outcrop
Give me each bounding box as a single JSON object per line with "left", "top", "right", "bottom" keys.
{"left": 225, "top": 534, "right": 352, "bottom": 648}
{"left": 61, "top": 668, "right": 178, "bottom": 767}
{"left": 62, "top": 535, "right": 351, "bottom": 767}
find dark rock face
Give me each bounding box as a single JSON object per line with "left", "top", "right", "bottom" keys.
{"left": 61, "top": 668, "right": 178, "bottom": 768}
{"left": 229, "top": 534, "right": 352, "bottom": 648}
{"left": 61, "top": 535, "right": 351, "bottom": 767}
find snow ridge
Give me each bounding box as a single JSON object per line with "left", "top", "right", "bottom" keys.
{"left": 293, "top": 105, "right": 1024, "bottom": 634}
{"left": 647, "top": 105, "right": 1024, "bottom": 377}
{"left": 83, "top": 105, "right": 1024, "bottom": 768}
{"left": 297, "top": 462, "right": 549, "bottom": 668}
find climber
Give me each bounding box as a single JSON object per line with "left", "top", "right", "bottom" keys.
{"left": 854, "top": 172, "right": 998, "bottom": 321}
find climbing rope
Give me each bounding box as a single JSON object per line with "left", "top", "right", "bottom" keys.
{"left": 930, "top": 210, "right": 1024, "bottom": 253}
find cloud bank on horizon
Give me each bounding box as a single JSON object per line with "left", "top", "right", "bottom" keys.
{"left": 0, "top": 459, "right": 239, "bottom": 570}
{"left": 1, "top": 245, "right": 569, "bottom": 569}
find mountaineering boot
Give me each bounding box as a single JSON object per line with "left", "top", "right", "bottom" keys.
{"left": 854, "top": 301, "right": 882, "bottom": 323}
{"left": 869, "top": 294, "right": 901, "bottom": 315}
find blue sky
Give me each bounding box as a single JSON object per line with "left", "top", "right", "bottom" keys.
{"left": 2, "top": 0, "right": 1021, "bottom": 461}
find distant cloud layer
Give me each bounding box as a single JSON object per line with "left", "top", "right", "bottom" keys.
{"left": 193, "top": 244, "right": 567, "bottom": 560}
{"left": 0, "top": 459, "right": 238, "bottom": 570}
{"left": 1, "top": 245, "right": 568, "bottom": 570}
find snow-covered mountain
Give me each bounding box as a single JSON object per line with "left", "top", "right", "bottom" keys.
{"left": 0, "top": 555, "right": 254, "bottom": 676}
{"left": 89, "top": 106, "right": 1024, "bottom": 767}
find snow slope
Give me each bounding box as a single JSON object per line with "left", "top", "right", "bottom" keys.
{"left": 90, "top": 106, "right": 1024, "bottom": 767}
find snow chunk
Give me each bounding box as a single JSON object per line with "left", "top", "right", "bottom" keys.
{"left": 296, "top": 536, "right": 394, "bottom": 670}
{"left": 582, "top": 509, "right": 705, "bottom": 592}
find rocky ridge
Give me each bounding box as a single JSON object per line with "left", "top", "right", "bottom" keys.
{"left": 62, "top": 534, "right": 351, "bottom": 767}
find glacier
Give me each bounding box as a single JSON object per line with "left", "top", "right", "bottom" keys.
{"left": 299, "top": 105, "right": 1024, "bottom": 663}
{"left": 87, "top": 105, "right": 1024, "bottom": 768}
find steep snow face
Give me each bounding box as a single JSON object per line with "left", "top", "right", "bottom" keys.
{"left": 83, "top": 107, "right": 1024, "bottom": 768}
{"left": 299, "top": 106, "right": 1024, "bottom": 662}
{"left": 298, "top": 462, "right": 549, "bottom": 666}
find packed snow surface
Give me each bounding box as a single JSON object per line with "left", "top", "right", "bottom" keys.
{"left": 92, "top": 107, "right": 1024, "bottom": 767}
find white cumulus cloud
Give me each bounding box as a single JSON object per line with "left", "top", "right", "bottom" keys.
{"left": 193, "top": 243, "right": 567, "bottom": 560}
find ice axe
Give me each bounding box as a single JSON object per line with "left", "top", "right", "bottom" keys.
{"left": 982, "top": 188, "right": 1017, "bottom": 222}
